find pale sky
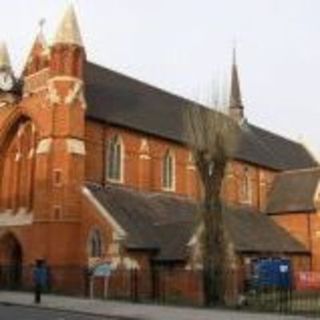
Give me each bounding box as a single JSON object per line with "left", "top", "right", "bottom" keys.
{"left": 2, "top": 0, "right": 320, "bottom": 156}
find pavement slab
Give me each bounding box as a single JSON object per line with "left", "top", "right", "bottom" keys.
{"left": 0, "top": 291, "right": 311, "bottom": 320}
{"left": 0, "top": 304, "right": 117, "bottom": 320}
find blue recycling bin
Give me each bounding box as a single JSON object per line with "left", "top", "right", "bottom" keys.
{"left": 251, "top": 258, "right": 292, "bottom": 289}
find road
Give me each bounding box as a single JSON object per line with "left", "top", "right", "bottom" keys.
{"left": 0, "top": 304, "right": 120, "bottom": 320}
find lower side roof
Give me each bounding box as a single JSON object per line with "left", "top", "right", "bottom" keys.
{"left": 86, "top": 182, "right": 308, "bottom": 262}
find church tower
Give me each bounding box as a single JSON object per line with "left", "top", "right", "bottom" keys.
{"left": 31, "top": 4, "right": 86, "bottom": 264}
{"left": 228, "top": 48, "right": 244, "bottom": 122}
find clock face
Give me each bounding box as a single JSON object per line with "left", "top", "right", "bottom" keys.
{"left": 0, "top": 71, "right": 14, "bottom": 92}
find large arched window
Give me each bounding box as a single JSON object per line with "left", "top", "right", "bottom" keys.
{"left": 162, "top": 149, "right": 175, "bottom": 191}
{"left": 241, "top": 166, "right": 252, "bottom": 203}
{"left": 106, "top": 135, "right": 124, "bottom": 182}
{"left": 0, "top": 119, "right": 37, "bottom": 211}
{"left": 88, "top": 229, "right": 103, "bottom": 258}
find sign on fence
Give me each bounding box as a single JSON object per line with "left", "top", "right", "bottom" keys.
{"left": 295, "top": 272, "right": 320, "bottom": 290}
{"left": 93, "top": 263, "right": 113, "bottom": 277}
{"left": 90, "top": 263, "right": 113, "bottom": 299}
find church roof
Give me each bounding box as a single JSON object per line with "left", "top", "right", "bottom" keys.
{"left": 86, "top": 183, "right": 308, "bottom": 262}
{"left": 84, "top": 62, "right": 317, "bottom": 171}
{"left": 266, "top": 168, "right": 320, "bottom": 214}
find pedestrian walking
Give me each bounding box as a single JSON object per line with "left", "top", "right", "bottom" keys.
{"left": 33, "top": 259, "right": 47, "bottom": 304}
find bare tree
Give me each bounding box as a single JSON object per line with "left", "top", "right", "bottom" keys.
{"left": 185, "top": 102, "right": 238, "bottom": 306}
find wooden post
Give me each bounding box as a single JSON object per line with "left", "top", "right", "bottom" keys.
{"left": 89, "top": 276, "right": 94, "bottom": 299}
{"left": 103, "top": 276, "right": 109, "bottom": 299}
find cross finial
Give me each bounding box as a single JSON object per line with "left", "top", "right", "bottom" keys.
{"left": 232, "top": 39, "right": 237, "bottom": 66}
{"left": 39, "top": 18, "right": 46, "bottom": 32}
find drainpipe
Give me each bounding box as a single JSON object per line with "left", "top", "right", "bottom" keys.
{"left": 307, "top": 213, "right": 313, "bottom": 271}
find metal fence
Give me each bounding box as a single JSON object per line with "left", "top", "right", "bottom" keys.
{"left": 0, "top": 265, "right": 319, "bottom": 316}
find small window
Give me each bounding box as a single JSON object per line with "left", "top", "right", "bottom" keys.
{"left": 53, "top": 169, "right": 62, "bottom": 186}
{"left": 162, "top": 150, "right": 175, "bottom": 191}
{"left": 106, "top": 135, "right": 123, "bottom": 182}
{"left": 187, "top": 152, "right": 196, "bottom": 170}
{"left": 241, "top": 167, "right": 252, "bottom": 203}
{"left": 53, "top": 205, "right": 62, "bottom": 220}
{"left": 88, "top": 229, "right": 103, "bottom": 258}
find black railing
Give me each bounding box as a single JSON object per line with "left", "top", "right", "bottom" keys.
{"left": 0, "top": 265, "right": 319, "bottom": 316}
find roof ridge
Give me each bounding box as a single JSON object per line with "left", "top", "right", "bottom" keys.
{"left": 91, "top": 180, "right": 194, "bottom": 202}
{"left": 279, "top": 167, "right": 320, "bottom": 175}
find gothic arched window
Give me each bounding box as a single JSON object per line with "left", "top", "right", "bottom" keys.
{"left": 88, "top": 229, "right": 103, "bottom": 258}
{"left": 241, "top": 166, "right": 252, "bottom": 203}
{"left": 162, "top": 149, "right": 175, "bottom": 191}
{"left": 106, "top": 135, "right": 124, "bottom": 182}
{"left": 187, "top": 152, "right": 196, "bottom": 170}
{"left": 0, "top": 119, "right": 36, "bottom": 211}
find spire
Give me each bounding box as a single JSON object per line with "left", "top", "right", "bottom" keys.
{"left": 0, "top": 42, "right": 11, "bottom": 70}
{"left": 229, "top": 47, "right": 244, "bottom": 121}
{"left": 22, "top": 22, "right": 49, "bottom": 77}
{"left": 34, "top": 19, "right": 48, "bottom": 52}
{"left": 30, "top": 26, "right": 49, "bottom": 58}
{"left": 54, "top": 4, "right": 83, "bottom": 46}
{"left": 230, "top": 47, "right": 242, "bottom": 108}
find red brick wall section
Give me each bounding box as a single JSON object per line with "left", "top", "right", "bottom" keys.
{"left": 80, "top": 189, "right": 118, "bottom": 265}
{"left": 0, "top": 38, "right": 87, "bottom": 268}
{"left": 85, "top": 120, "right": 276, "bottom": 208}
{"left": 271, "top": 213, "right": 320, "bottom": 271}
{"left": 309, "top": 212, "right": 320, "bottom": 271}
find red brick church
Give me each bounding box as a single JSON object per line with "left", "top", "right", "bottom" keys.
{"left": 0, "top": 5, "right": 319, "bottom": 297}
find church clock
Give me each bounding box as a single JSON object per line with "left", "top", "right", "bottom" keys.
{"left": 0, "top": 70, "right": 15, "bottom": 92}
{"left": 0, "top": 68, "right": 20, "bottom": 106}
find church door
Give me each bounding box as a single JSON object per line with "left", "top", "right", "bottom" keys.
{"left": 0, "top": 233, "right": 23, "bottom": 289}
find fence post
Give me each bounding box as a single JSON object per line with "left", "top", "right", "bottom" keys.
{"left": 89, "top": 276, "right": 94, "bottom": 299}
{"left": 103, "top": 275, "right": 109, "bottom": 299}
{"left": 151, "top": 267, "right": 159, "bottom": 302}
{"left": 130, "top": 269, "right": 138, "bottom": 302}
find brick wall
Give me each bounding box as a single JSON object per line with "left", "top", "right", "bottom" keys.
{"left": 85, "top": 120, "right": 276, "bottom": 209}
{"left": 271, "top": 213, "right": 320, "bottom": 271}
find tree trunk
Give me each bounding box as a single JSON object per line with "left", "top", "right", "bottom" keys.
{"left": 201, "top": 166, "right": 226, "bottom": 306}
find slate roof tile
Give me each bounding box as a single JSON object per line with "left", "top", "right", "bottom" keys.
{"left": 84, "top": 62, "right": 317, "bottom": 171}
{"left": 266, "top": 168, "right": 320, "bottom": 214}
{"left": 86, "top": 183, "right": 308, "bottom": 261}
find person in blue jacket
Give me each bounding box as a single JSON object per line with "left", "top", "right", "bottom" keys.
{"left": 33, "top": 259, "right": 48, "bottom": 304}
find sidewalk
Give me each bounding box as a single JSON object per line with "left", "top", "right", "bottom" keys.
{"left": 0, "top": 291, "right": 310, "bottom": 320}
